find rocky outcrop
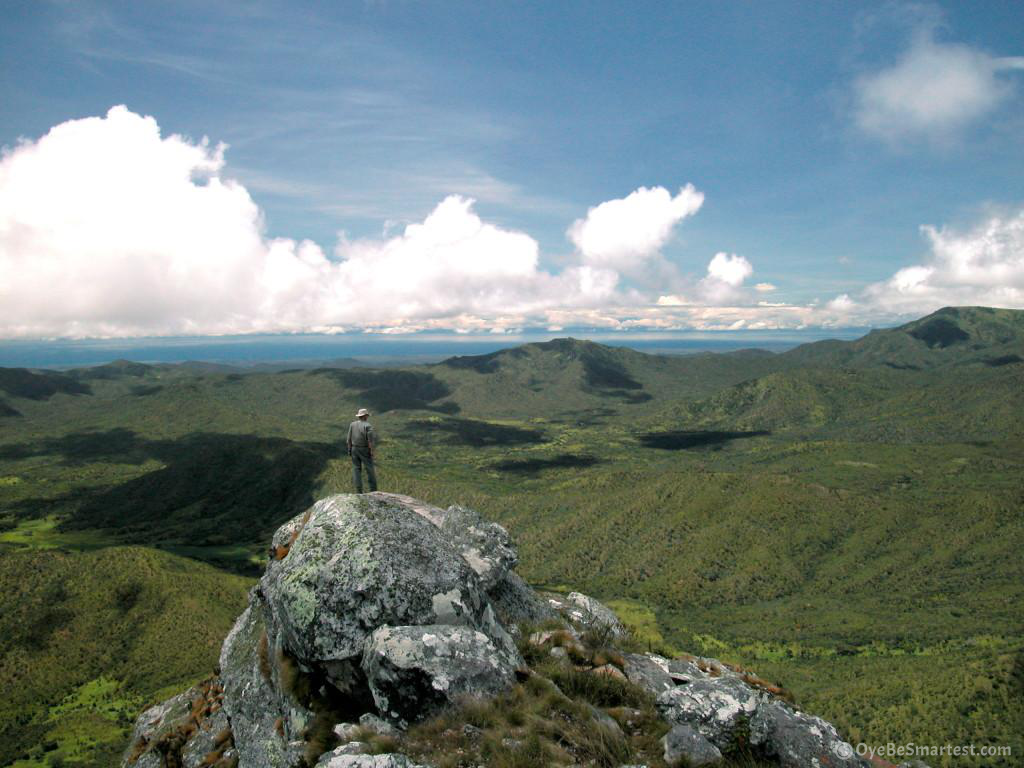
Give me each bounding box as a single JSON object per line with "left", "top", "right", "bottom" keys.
{"left": 124, "top": 491, "right": 916, "bottom": 768}
{"left": 124, "top": 493, "right": 523, "bottom": 768}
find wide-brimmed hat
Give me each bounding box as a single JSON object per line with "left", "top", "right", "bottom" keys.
{"left": 356, "top": 408, "right": 370, "bottom": 417}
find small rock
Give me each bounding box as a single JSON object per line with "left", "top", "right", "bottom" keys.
{"left": 662, "top": 723, "right": 723, "bottom": 766}
{"left": 333, "top": 722, "right": 360, "bottom": 742}
{"left": 486, "top": 571, "right": 557, "bottom": 627}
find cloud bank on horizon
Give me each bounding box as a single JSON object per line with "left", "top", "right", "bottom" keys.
{"left": 0, "top": 105, "right": 1022, "bottom": 340}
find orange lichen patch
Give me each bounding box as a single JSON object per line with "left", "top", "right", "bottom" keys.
{"left": 274, "top": 716, "right": 286, "bottom": 739}
{"left": 274, "top": 509, "right": 313, "bottom": 561}
{"left": 258, "top": 630, "right": 273, "bottom": 682}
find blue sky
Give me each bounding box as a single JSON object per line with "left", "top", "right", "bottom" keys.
{"left": 1, "top": 1, "right": 1022, "bottom": 339}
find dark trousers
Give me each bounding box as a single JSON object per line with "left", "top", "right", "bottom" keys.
{"left": 350, "top": 446, "right": 377, "bottom": 493}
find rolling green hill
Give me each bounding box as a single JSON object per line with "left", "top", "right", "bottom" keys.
{"left": 1, "top": 306, "right": 1022, "bottom": 766}
{"left": 0, "top": 547, "right": 251, "bottom": 767}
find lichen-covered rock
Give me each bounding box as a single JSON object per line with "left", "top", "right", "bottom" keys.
{"left": 749, "top": 699, "right": 869, "bottom": 768}
{"left": 662, "top": 723, "right": 723, "bottom": 766}
{"left": 486, "top": 571, "right": 557, "bottom": 629}
{"left": 547, "top": 592, "right": 627, "bottom": 638}
{"left": 122, "top": 680, "right": 232, "bottom": 768}
{"left": 656, "top": 676, "right": 762, "bottom": 749}
{"left": 362, "top": 624, "right": 522, "bottom": 726}
{"left": 261, "top": 494, "right": 503, "bottom": 675}
{"left": 369, "top": 494, "right": 518, "bottom": 589}
{"left": 315, "top": 752, "right": 433, "bottom": 768}
{"left": 622, "top": 653, "right": 674, "bottom": 696}
{"left": 180, "top": 708, "right": 232, "bottom": 767}
{"left": 219, "top": 602, "right": 306, "bottom": 768}
{"left": 122, "top": 689, "right": 195, "bottom": 768}
{"left": 438, "top": 504, "right": 518, "bottom": 589}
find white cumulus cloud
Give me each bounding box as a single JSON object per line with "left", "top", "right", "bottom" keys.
{"left": 567, "top": 185, "right": 704, "bottom": 270}
{"left": 854, "top": 31, "right": 1024, "bottom": 143}
{"left": 821, "top": 208, "right": 1024, "bottom": 323}
{"left": 0, "top": 106, "right": 630, "bottom": 338}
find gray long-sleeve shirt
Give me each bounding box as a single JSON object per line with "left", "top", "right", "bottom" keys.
{"left": 347, "top": 419, "right": 375, "bottom": 451}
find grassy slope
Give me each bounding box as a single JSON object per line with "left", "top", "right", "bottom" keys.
{"left": 1, "top": 306, "right": 1022, "bottom": 766}
{"left": 0, "top": 547, "right": 251, "bottom": 767}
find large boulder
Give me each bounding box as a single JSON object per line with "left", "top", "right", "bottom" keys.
{"left": 261, "top": 494, "right": 508, "bottom": 683}
{"left": 362, "top": 625, "right": 522, "bottom": 726}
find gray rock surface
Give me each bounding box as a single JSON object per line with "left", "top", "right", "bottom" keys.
{"left": 261, "top": 494, "right": 504, "bottom": 677}
{"left": 121, "top": 681, "right": 233, "bottom": 768}
{"left": 362, "top": 624, "right": 521, "bottom": 726}
{"left": 438, "top": 504, "right": 518, "bottom": 589}
{"left": 369, "top": 494, "right": 517, "bottom": 589}
{"left": 122, "top": 688, "right": 195, "bottom": 768}
{"left": 219, "top": 602, "right": 307, "bottom": 768}
{"left": 180, "top": 708, "right": 231, "bottom": 767}
{"left": 486, "top": 571, "right": 557, "bottom": 628}
{"left": 547, "top": 591, "right": 627, "bottom": 638}
{"left": 622, "top": 653, "right": 675, "bottom": 696}
{"left": 656, "top": 676, "right": 762, "bottom": 749}
{"left": 750, "top": 699, "right": 869, "bottom": 768}
{"left": 662, "top": 723, "right": 723, "bottom": 766}
{"left": 315, "top": 752, "right": 432, "bottom": 768}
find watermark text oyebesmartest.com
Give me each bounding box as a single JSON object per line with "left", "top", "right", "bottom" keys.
{"left": 834, "top": 741, "right": 1013, "bottom": 760}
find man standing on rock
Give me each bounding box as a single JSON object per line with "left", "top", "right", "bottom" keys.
{"left": 347, "top": 408, "right": 378, "bottom": 493}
